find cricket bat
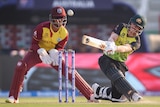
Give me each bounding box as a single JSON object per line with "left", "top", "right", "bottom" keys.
{"left": 82, "top": 35, "right": 106, "bottom": 50}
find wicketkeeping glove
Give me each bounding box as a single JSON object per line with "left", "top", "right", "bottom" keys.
{"left": 49, "top": 49, "right": 59, "bottom": 66}
{"left": 104, "top": 41, "right": 117, "bottom": 55}
{"left": 37, "top": 48, "right": 52, "bottom": 64}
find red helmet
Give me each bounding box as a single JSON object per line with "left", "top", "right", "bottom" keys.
{"left": 50, "top": 6, "right": 66, "bottom": 18}
{"left": 49, "top": 6, "right": 67, "bottom": 28}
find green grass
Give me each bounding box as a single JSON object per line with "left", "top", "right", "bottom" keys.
{"left": 0, "top": 96, "right": 160, "bottom": 107}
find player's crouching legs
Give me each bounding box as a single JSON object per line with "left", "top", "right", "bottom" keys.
{"left": 5, "top": 60, "right": 27, "bottom": 103}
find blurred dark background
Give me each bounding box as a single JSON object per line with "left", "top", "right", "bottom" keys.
{"left": 1, "top": 0, "right": 160, "bottom": 94}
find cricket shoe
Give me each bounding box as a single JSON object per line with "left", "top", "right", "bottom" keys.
{"left": 91, "top": 83, "right": 102, "bottom": 99}
{"left": 131, "top": 93, "right": 143, "bottom": 102}
{"left": 92, "top": 83, "right": 127, "bottom": 102}
{"left": 92, "top": 83, "right": 112, "bottom": 100}
{"left": 101, "top": 90, "right": 127, "bottom": 102}
{"left": 5, "top": 96, "right": 19, "bottom": 103}
{"left": 111, "top": 95, "right": 127, "bottom": 102}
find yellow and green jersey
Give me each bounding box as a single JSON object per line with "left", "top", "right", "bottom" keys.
{"left": 106, "top": 23, "right": 141, "bottom": 62}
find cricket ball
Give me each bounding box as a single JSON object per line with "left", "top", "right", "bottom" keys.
{"left": 67, "top": 9, "right": 74, "bottom": 16}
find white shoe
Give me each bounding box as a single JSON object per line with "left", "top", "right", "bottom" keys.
{"left": 101, "top": 87, "right": 112, "bottom": 100}
{"left": 112, "top": 95, "right": 127, "bottom": 102}
{"left": 5, "top": 96, "right": 19, "bottom": 103}
{"left": 92, "top": 83, "right": 100, "bottom": 99}
{"left": 92, "top": 83, "right": 112, "bottom": 101}
{"left": 88, "top": 94, "right": 101, "bottom": 103}
{"left": 132, "top": 93, "right": 143, "bottom": 102}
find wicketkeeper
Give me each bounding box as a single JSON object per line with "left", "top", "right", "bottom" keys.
{"left": 5, "top": 6, "right": 98, "bottom": 103}
{"left": 92, "top": 14, "right": 146, "bottom": 102}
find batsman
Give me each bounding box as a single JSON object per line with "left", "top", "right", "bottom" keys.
{"left": 92, "top": 14, "right": 146, "bottom": 102}
{"left": 5, "top": 6, "right": 98, "bottom": 103}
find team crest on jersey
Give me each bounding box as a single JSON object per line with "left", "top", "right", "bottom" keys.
{"left": 57, "top": 38, "right": 62, "bottom": 42}
{"left": 121, "top": 33, "right": 125, "bottom": 37}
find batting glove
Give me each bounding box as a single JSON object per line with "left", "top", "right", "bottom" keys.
{"left": 37, "top": 48, "right": 52, "bottom": 64}
{"left": 104, "top": 41, "right": 117, "bottom": 55}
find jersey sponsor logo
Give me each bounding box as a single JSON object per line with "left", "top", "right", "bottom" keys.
{"left": 43, "top": 40, "right": 55, "bottom": 45}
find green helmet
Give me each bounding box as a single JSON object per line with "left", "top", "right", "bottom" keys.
{"left": 130, "top": 14, "right": 146, "bottom": 29}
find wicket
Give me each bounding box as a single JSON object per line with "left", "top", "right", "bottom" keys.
{"left": 58, "top": 49, "right": 75, "bottom": 103}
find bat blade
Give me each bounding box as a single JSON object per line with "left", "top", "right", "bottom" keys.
{"left": 82, "top": 35, "right": 106, "bottom": 50}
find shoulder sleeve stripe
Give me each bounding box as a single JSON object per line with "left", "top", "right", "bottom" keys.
{"left": 113, "top": 23, "right": 125, "bottom": 35}
{"left": 33, "top": 36, "right": 40, "bottom": 41}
